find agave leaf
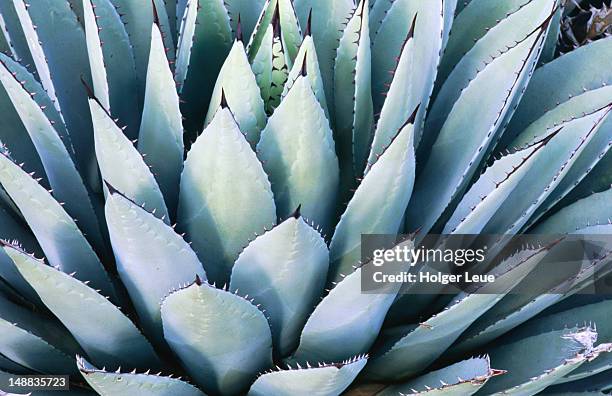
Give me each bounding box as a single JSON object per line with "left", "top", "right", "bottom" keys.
{"left": 108, "top": 0, "right": 174, "bottom": 95}
{"left": 282, "top": 35, "right": 329, "bottom": 120}
{"left": 0, "top": 14, "right": 11, "bottom": 55}
{"left": 365, "top": 247, "right": 547, "bottom": 381}
{"left": 174, "top": 0, "right": 197, "bottom": 90}
{"left": 105, "top": 191, "right": 206, "bottom": 347}
{"left": 502, "top": 37, "right": 612, "bottom": 149}
{"left": 436, "top": 0, "right": 534, "bottom": 93}
{"left": 441, "top": 0, "right": 458, "bottom": 52}
{"left": 479, "top": 327, "right": 600, "bottom": 395}
{"left": 560, "top": 148, "right": 612, "bottom": 208}
{"left": 329, "top": 121, "right": 415, "bottom": 281}
{"left": 369, "top": 16, "right": 417, "bottom": 165}
{"left": 230, "top": 213, "right": 328, "bottom": 357}
{"left": 176, "top": 0, "right": 233, "bottom": 136}
{"left": 25, "top": 0, "right": 100, "bottom": 176}
{"left": 161, "top": 281, "right": 273, "bottom": 395}
{"left": 531, "top": 188, "right": 612, "bottom": 234}
{"left": 539, "top": 5, "right": 563, "bottom": 65}
{"left": 292, "top": 262, "right": 404, "bottom": 364}
{"left": 138, "top": 23, "right": 184, "bottom": 216}
{"left": 6, "top": 0, "right": 59, "bottom": 112}
{"left": 151, "top": 0, "right": 175, "bottom": 62}
{"left": 0, "top": 53, "right": 105, "bottom": 254}
{"left": 0, "top": 1, "right": 36, "bottom": 76}
{"left": 481, "top": 105, "right": 611, "bottom": 235}
{"left": 443, "top": 134, "right": 553, "bottom": 234}
{"left": 83, "top": 0, "right": 110, "bottom": 109}
{"left": 4, "top": 244, "right": 161, "bottom": 370}
{"left": 77, "top": 356, "right": 206, "bottom": 396}
{"left": 164, "top": 0, "right": 177, "bottom": 44}
{"left": 178, "top": 107, "right": 276, "bottom": 285}
{"left": 0, "top": 153, "right": 115, "bottom": 298}
{"left": 205, "top": 39, "right": 267, "bottom": 146}
{"left": 0, "top": 57, "right": 48, "bottom": 189}
{"left": 369, "top": 0, "right": 393, "bottom": 41}
{"left": 372, "top": 0, "right": 445, "bottom": 147}
{"left": 334, "top": 0, "right": 374, "bottom": 187}
{"left": 509, "top": 298, "right": 612, "bottom": 384}
{"left": 89, "top": 98, "right": 169, "bottom": 223}
{"left": 90, "top": 0, "right": 140, "bottom": 139}
{"left": 224, "top": 0, "right": 266, "bottom": 41}
{"left": 292, "top": 0, "right": 353, "bottom": 117}
{"left": 543, "top": 370, "right": 612, "bottom": 395}
{"left": 404, "top": 7, "right": 553, "bottom": 236}
{"left": 247, "top": 0, "right": 302, "bottom": 65}
{"left": 0, "top": 205, "right": 40, "bottom": 303}
{"left": 0, "top": 295, "right": 81, "bottom": 375}
{"left": 248, "top": 355, "right": 367, "bottom": 396}
{"left": 257, "top": 77, "right": 339, "bottom": 233}
{"left": 376, "top": 356, "right": 500, "bottom": 396}
{"left": 421, "top": 0, "right": 555, "bottom": 158}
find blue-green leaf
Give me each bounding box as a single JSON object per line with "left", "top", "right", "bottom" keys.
{"left": 138, "top": 23, "right": 184, "bottom": 216}
{"left": 224, "top": 0, "right": 266, "bottom": 41}
{"left": 257, "top": 76, "right": 339, "bottom": 233}
{"left": 105, "top": 191, "right": 206, "bottom": 347}
{"left": 404, "top": 6, "right": 553, "bottom": 236}
{"left": 178, "top": 107, "right": 276, "bottom": 284}
{"left": 89, "top": 98, "right": 169, "bottom": 223}
{"left": 334, "top": 0, "right": 374, "bottom": 187}
{"left": 0, "top": 153, "right": 114, "bottom": 298}
{"left": 329, "top": 121, "right": 415, "bottom": 281}
{"left": 230, "top": 213, "right": 328, "bottom": 357}
{"left": 248, "top": 355, "right": 367, "bottom": 396}
{"left": 205, "top": 40, "right": 267, "bottom": 146}
{"left": 77, "top": 356, "right": 206, "bottom": 396}
{"left": 4, "top": 244, "right": 161, "bottom": 370}
{"left": 83, "top": 0, "right": 110, "bottom": 109}
{"left": 161, "top": 281, "right": 272, "bottom": 395}
{"left": 176, "top": 0, "right": 233, "bottom": 136}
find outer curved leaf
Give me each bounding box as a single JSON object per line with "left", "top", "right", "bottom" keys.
{"left": 376, "top": 356, "right": 500, "bottom": 396}
{"left": 89, "top": 98, "right": 169, "bottom": 223}
{"left": 177, "top": 0, "right": 233, "bottom": 136}
{"left": 77, "top": 356, "right": 206, "bottom": 396}
{"left": 205, "top": 40, "right": 267, "bottom": 146}
{"left": 292, "top": 0, "right": 354, "bottom": 115}
{"left": 0, "top": 1, "right": 36, "bottom": 78}
{"left": 329, "top": 121, "right": 415, "bottom": 281}
{"left": 365, "top": 247, "right": 547, "bottom": 381}
{"left": 404, "top": 11, "right": 552, "bottom": 236}
{"left": 257, "top": 77, "right": 339, "bottom": 233}
{"left": 138, "top": 24, "right": 184, "bottom": 216}
{"left": 443, "top": 135, "right": 552, "bottom": 234}
{"left": 26, "top": 0, "right": 97, "bottom": 176}
{"left": 334, "top": 0, "right": 374, "bottom": 187}
{"left": 161, "top": 282, "right": 273, "bottom": 395}
{"left": 531, "top": 188, "right": 612, "bottom": 235}
{"left": 372, "top": 0, "right": 444, "bottom": 147}
{"left": 436, "top": 0, "right": 531, "bottom": 92}
{"left": 479, "top": 327, "right": 599, "bottom": 395}
{"left": 293, "top": 264, "right": 402, "bottom": 364}
{"left": 481, "top": 105, "right": 611, "bottom": 235}
{"left": 0, "top": 56, "right": 104, "bottom": 253}
{"left": 4, "top": 244, "right": 160, "bottom": 370}
{"left": 105, "top": 191, "right": 206, "bottom": 347}
{"left": 503, "top": 37, "right": 612, "bottom": 149}
{"left": 248, "top": 355, "right": 367, "bottom": 396}
{"left": 0, "top": 295, "right": 80, "bottom": 375}
{"left": 230, "top": 214, "right": 328, "bottom": 357}
{"left": 178, "top": 107, "right": 276, "bottom": 284}
{"left": 0, "top": 153, "right": 114, "bottom": 298}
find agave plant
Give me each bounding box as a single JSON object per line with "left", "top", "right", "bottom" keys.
{"left": 0, "top": 0, "right": 611, "bottom": 395}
